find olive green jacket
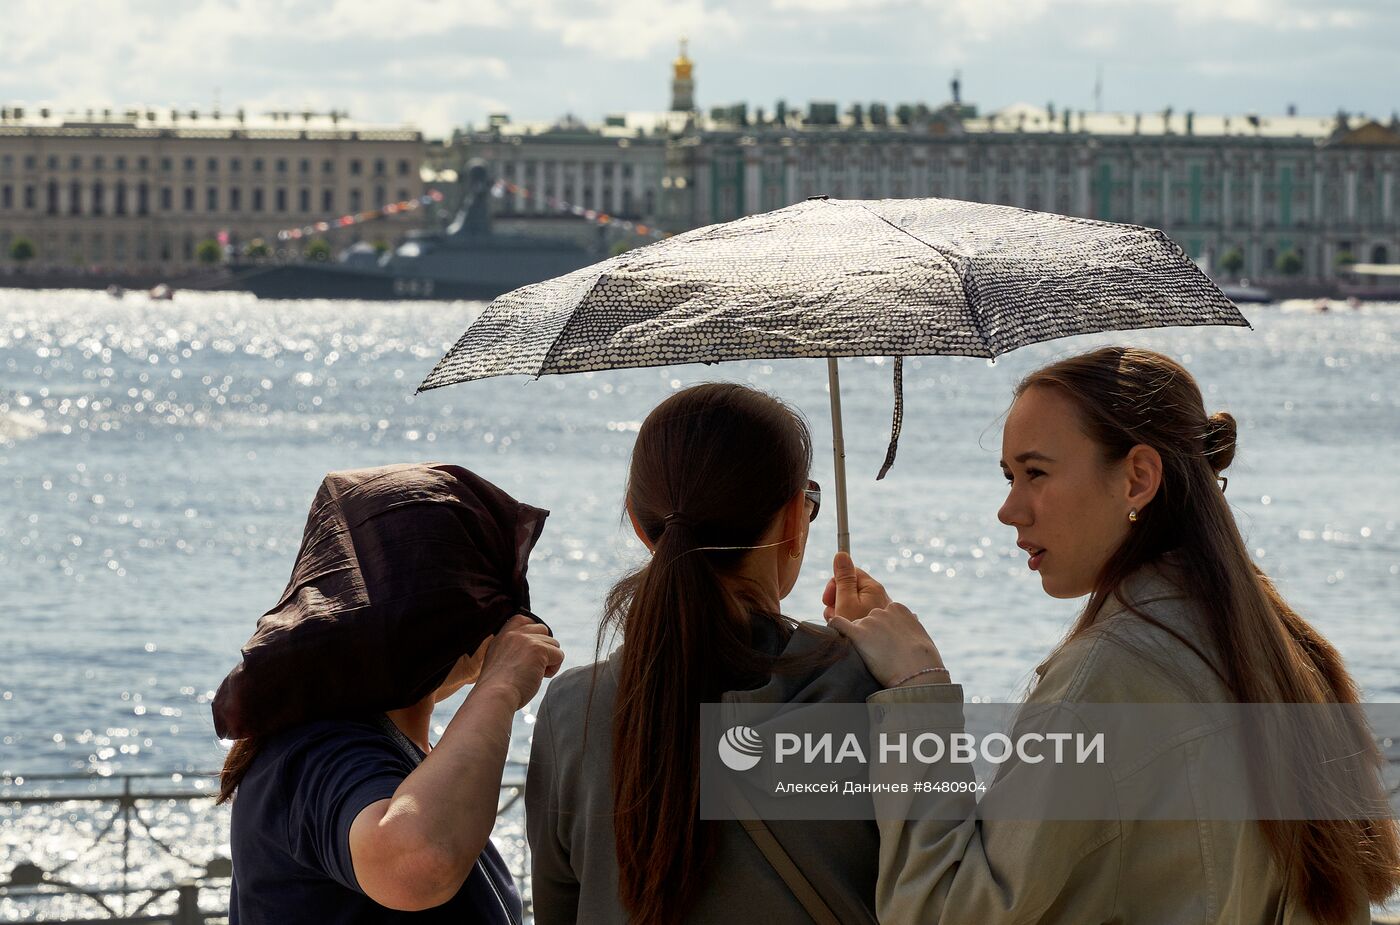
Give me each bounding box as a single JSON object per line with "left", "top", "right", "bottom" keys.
{"left": 866, "top": 564, "right": 1369, "bottom": 925}
{"left": 527, "top": 623, "right": 884, "bottom": 924}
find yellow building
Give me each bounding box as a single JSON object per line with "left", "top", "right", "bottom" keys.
{"left": 0, "top": 105, "right": 423, "bottom": 272}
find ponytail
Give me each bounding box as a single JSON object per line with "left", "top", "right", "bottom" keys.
{"left": 606, "top": 521, "right": 768, "bottom": 921}
{"left": 600, "top": 383, "right": 837, "bottom": 924}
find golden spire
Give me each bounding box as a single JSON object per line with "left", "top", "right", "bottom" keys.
{"left": 673, "top": 37, "right": 693, "bottom": 81}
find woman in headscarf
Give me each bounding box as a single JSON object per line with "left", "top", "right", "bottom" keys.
{"left": 215, "top": 463, "right": 564, "bottom": 924}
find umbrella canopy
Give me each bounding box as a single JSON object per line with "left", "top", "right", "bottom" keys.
{"left": 419, "top": 196, "right": 1249, "bottom": 551}
{"left": 421, "top": 196, "right": 1244, "bottom": 381}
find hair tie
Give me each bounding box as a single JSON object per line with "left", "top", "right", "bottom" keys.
{"left": 662, "top": 511, "right": 693, "bottom": 531}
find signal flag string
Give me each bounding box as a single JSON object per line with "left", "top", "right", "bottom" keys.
{"left": 272, "top": 181, "right": 674, "bottom": 243}
{"left": 491, "top": 180, "right": 672, "bottom": 239}
{"left": 274, "top": 190, "right": 447, "bottom": 241}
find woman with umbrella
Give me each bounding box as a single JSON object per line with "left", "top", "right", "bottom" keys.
{"left": 526, "top": 382, "right": 892, "bottom": 925}
{"left": 825, "top": 347, "right": 1400, "bottom": 924}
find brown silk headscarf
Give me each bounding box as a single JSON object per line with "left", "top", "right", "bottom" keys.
{"left": 212, "top": 463, "right": 548, "bottom": 740}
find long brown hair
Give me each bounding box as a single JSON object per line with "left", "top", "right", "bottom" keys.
{"left": 600, "top": 382, "right": 841, "bottom": 924}
{"left": 218, "top": 739, "right": 257, "bottom": 804}
{"left": 1021, "top": 346, "right": 1399, "bottom": 922}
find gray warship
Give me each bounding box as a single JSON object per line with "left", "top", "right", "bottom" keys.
{"left": 235, "top": 162, "right": 599, "bottom": 301}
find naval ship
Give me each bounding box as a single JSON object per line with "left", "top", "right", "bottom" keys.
{"left": 234, "top": 161, "right": 598, "bottom": 301}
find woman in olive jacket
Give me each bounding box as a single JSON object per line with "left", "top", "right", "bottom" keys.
{"left": 828, "top": 348, "right": 1399, "bottom": 925}
{"left": 527, "top": 383, "right": 888, "bottom": 925}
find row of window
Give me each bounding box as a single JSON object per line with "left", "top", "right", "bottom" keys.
{"left": 781, "top": 165, "right": 1394, "bottom": 199}
{"left": 500, "top": 162, "right": 637, "bottom": 180}
{"left": 0, "top": 153, "right": 415, "bottom": 177}
{"left": 788, "top": 160, "right": 1344, "bottom": 184}
{"left": 704, "top": 178, "right": 1385, "bottom": 230}
{"left": 0, "top": 182, "right": 412, "bottom": 215}
{"left": 503, "top": 187, "right": 655, "bottom": 216}
{"left": 713, "top": 148, "right": 1400, "bottom": 183}
{"left": 776, "top": 170, "right": 1392, "bottom": 204}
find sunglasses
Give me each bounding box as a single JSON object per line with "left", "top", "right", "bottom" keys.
{"left": 804, "top": 479, "right": 822, "bottom": 522}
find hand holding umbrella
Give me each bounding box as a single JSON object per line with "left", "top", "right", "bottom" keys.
{"left": 822, "top": 550, "right": 892, "bottom": 621}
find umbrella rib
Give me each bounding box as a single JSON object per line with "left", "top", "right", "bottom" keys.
{"left": 533, "top": 271, "right": 613, "bottom": 378}
{"left": 846, "top": 200, "right": 996, "bottom": 355}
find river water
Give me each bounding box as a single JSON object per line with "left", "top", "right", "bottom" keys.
{"left": 1, "top": 289, "right": 1397, "bottom": 916}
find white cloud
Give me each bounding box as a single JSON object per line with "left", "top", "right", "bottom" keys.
{"left": 770, "top": 0, "right": 895, "bottom": 10}
{"left": 313, "top": 0, "right": 514, "bottom": 37}
{"left": 763, "top": 0, "right": 1051, "bottom": 42}
{"left": 521, "top": 0, "right": 740, "bottom": 59}
{"left": 764, "top": 0, "right": 1365, "bottom": 34}
{"left": 1160, "top": 0, "right": 1371, "bottom": 28}
{"left": 1074, "top": 24, "right": 1121, "bottom": 50}
{"left": 1168, "top": 0, "right": 1277, "bottom": 25}
{"left": 2, "top": 0, "right": 519, "bottom": 132}
{"left": 380, "top": 58, "right": 511, "bottom": 83}
{"left": 1, "top": 0, "right": 1394, "bottom": 132}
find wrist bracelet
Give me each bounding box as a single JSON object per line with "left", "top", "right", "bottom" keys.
{"left": 890, "top": 666, "right": 950, "bottom": 687}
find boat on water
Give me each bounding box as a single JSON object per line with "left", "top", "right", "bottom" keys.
{"left": 233, "top": 161, "right": 599, "bottom": 301}
{"left": 1217, "top": 280, "right": 1273, "bottom": 304}
{"left": 1338, "top": 263, "right": 1400, "bottom": 300}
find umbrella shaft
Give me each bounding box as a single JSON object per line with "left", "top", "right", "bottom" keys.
{"left": 827, "top": 358, "right": 851, "bottom": 555}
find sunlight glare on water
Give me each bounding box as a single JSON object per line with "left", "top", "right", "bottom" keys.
{"left": 2, "top": 288, "right": 1398, "bottom": 915}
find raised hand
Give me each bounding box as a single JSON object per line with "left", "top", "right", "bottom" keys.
{"left": 474, "top": 614, "right": 565, "bottom": 710}
{"left": 822, "top": 551, "right": 893, "bottom": 621}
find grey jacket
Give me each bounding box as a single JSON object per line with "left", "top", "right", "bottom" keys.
{"left": 865, "top": 563, "right": 1368, "bottom": 925}
{"left": 526, "top": 622, "right": 883, "bottom": 924}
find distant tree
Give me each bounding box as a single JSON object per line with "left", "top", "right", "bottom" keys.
{"left": 1276, "top": 249, "right": 1303, "bottom": 275}
{"left": 304, "top": 238, "right": 332, "bottom": 262}
{"left": 196, "top": 239, "right": 223, "bottom": 265}
{"left": 372, "top": 237, "right": 390, "bottom": 256}
{"left": 609, "top": 237, "right": 640, "bottom": 257}
{"left": 1219, "top": 247, "right": 1245, "bottom": 275}
{"left": 9, "top": 237, "right": 35, "bottom": 264}
{"left": 1336, "top": 249, "right": 1357, "bottom": 267}
{"left": 244, "top": 239, "right": 271, "bottom": 258}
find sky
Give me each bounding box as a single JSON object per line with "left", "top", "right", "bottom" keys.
{"left": 3, "top": 0, "right": 1398, "bottom": 139}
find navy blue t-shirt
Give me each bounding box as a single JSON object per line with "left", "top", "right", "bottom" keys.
{"left": 229, "top": 715, "right": 522, "bottom": 924}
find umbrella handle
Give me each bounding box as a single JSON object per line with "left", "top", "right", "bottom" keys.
{"left": 827, "top": 358, "right": 851, "bottom": 555}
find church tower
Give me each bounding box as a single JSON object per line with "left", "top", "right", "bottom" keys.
{"left": 670, "top": 38, "right": 695, "bottom": 112}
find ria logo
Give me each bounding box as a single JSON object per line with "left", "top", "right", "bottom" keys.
{"left": 718, "top": 725, "right": 764, "bottom": 771}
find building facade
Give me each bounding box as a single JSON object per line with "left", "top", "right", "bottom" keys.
{"left": 450, "top": 44, "right": 695, "bottom": 241}
{"left": 463, "top": 43, "right": 1400, "bottom": 283}
{"left": 455, "top": 114, "right": 672, "bottom": 231}
{"left": 0, "top": 106, "right": 423, "bottom": 272}
{"left": 666, "top": 105, "right": 1400, "bottom": 282}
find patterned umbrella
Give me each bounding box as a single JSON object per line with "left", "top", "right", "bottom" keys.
{"left": 419, "top": 196, "right": 1249, "bottom": 553}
